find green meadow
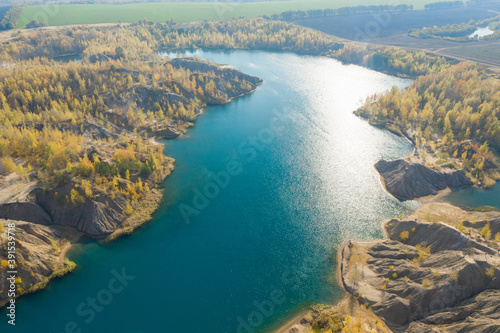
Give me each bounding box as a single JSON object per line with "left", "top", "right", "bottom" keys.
{"left": 18, "top": 0, "right": 445, "bottom": 28}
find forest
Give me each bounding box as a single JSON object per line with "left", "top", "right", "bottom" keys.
{"left": 0, "top": 17, "right": 464, "bottom": 226}
{"left": 0, "top": 25, "right": 261, "bottom": 231}
{"left": 0, "top": 18, "right": 453, "bottom": 79}
{"left": 147, "top": 19, "right": 453, "bottom": 77}
{"left": 267, "top": 4, "right": 414, "bottom": 21}
{"left": 358, "top": 62, "right": 500, "bottom": 187}
{"left": 1, "top": 15, "right": 500, "bottom": 328}
{"left": 0, "top": 17, "right": 496, "bottom": 217}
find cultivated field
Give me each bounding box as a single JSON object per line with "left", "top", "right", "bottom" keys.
{"left": 293, "top": 4, "right": 500, "bottom": 41}
{"left": 18, "top": 0, "right": 446, "bottom": 28}
{"left": 294, "top": 3, "right": 500, "bottom": 68}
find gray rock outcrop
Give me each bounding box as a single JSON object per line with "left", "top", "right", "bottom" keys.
{"left": 375, "top": 159, "right": 473, "bottom": 200}
{"left": 169, "top": 57, "right": 262, "bottom": 86}
{"left": 88, "top": 52, "right": 110, "bottom": 63}
{"left": 0, "top": 202, "right": 51, "bottom": 225}
{"left": 341, "top": 211, "right": 500, "bottom": 332}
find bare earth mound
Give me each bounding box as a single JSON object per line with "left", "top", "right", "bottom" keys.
{"left": 340, "top": 203, "right": 500, "bottom": 332}
{"left": 375, "top": 159, "right": 473, "bottom": 201}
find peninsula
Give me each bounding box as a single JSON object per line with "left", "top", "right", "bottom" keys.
{"left": 0, "top": 9, "right": 499, "bottom": 333}
{"left": 0, "top": 24, "right": 262, "bottom": 305}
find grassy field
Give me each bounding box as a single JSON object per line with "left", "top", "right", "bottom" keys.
{"left": 18, "top": 0, "right": 446, "bottom": 28}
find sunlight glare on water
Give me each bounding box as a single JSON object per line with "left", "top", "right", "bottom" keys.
{"left": 1, "top": 50, "right": 420, "bottom": 333}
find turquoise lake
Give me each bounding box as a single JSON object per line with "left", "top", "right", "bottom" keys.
{"left": 1, "top": 50, "right": 421, "bottom": 333}
{"left": 445, "top": 184, "right": 500, "bottom": 210}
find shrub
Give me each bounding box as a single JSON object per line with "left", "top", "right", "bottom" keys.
{"left": 457, "top": 221, "right": 468, "bottom": 234}
{"left": 483, "top": 175, "right": 496, "bottom": 189}
{"left": 485, "top": 266, "right": 495, "bottom": 279}
{"left": 2, "top": 156, "right": 16, "bottom": 174}
{"left": 400, "top": 231, "right": 410, "bottom": 241}
{"left": 424, "top": 212, "right": 432, "bottom": 222}
{"left": 140, "top": 162, "right": 153, "bottom": 177}
{"left": 95, "top": 162, "right": 116, "bottom": 177}
{"left": 481, "top": 223, "right": 491, "bottom": 240}
{"left": 70, "top": 188, "right": 85, "bottom": 205}
{"left": 53, "top": 170, "right": 65, "bottom": 184}
{"left": 49, "top": 237, "right": 60, "bottom": 252}
{"left": 123, "top": 203, "right": 134, "bottom": 216}
{"left": 392, "top": 273, "right": 398, "bottom": 280}
{"left": 80, "top": 180, "right": 93, "bottom": 198}
{"left": 422, "top": 278, "right": 431, "bottom": 288}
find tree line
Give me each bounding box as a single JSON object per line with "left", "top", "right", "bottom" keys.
{"left": 0, "top": 17, "right": 453, "bottom": 79}
{"left": 424, "top": 1, "right": 464, "bottom": 10}
{"left": 0, "top": 26, "right": 257, "bottom": 214}
{"left": 408, "top": 15, "right": 500, "bottom": 41}
{"left": 0, "top": 4, "right": 23, "bottom": 31}
{"left": 2, "top": 17, "right": 492, "bottom": 197}
{"left": 359, "top": 62, "right": 500, "bottom": 186}
{"left": 267, "top": 5, "right": 414, "bottom": 21}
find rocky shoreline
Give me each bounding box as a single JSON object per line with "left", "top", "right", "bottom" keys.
{"left": 375, "top": 158, "right": 473, "bottom": 201}
{"left": 279, "top": 110, "right": 499, "bottom": 332}
{"left": 0, "top": 58, "right": 262, "bottom": 307}
{"left": 280, "top": 200, "right": 500, "bottom": 333}
{"left": 279, "top": 152, "right": 500, "bottom": 333}
{"left": 340, "top": 201, "right": 500, "bottom": 332}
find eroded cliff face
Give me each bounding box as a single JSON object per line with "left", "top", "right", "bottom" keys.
{"left": 375, "top": 159, "right": 473, "bottom": 201}
{"left": 0, "top": 58, "right": 262, "bottom": 307}
{"left": 340, "top": 203, "right": 500, "bottom": 333}
{"left": 106, "top": 58, "right": 262, "bottom": 139}
{"left": 169, "top": 57, "right": 262, "bottom": 87}
{"left": 0, "top": 220, "right": 79, "bottom": 306}
{"left": 0, "top": 153, "right": 173, "bottom": 305}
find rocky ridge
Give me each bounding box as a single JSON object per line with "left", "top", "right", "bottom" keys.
{"left": 0, "top": 58, "right": 262, "bottom": 306}
{"left": 341, "top": 203, "right": 500, "bottom": 332}
{"left": 375, "top": 159, "right": 473, "bottom": 201}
